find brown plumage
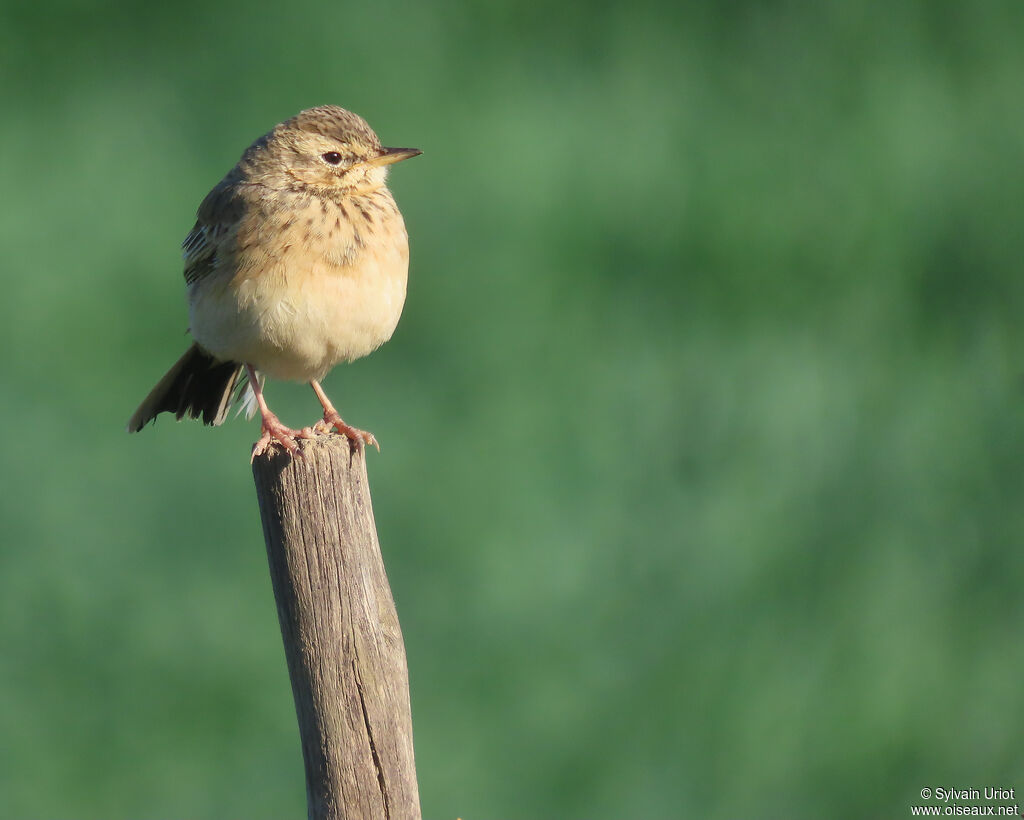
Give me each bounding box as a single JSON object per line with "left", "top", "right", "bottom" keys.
{"left": 127, "top": 105, "right": 421, "bottom": 457}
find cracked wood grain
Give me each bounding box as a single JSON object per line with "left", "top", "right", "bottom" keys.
{"left": 252, "top": 435, "right": 421, "bottom": 820}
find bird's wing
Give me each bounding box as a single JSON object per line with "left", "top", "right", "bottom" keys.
{"left": 182, "top": 179, "right": 246, "bottom": 285}
{"left": 182, "top": 223, "right": 215, "bottom": 284}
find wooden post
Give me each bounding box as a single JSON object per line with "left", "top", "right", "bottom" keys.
{"left": 251, "top": 435, "right": 421, "bottom": 820}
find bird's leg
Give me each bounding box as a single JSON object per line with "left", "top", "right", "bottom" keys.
{"left": 309, "top": 379, "right": 379, "bottom": 451}
{"left": 247, "top": 365, "right": 315, "bottom": 460}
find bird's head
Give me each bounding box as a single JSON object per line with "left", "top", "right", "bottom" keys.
{"left": 241, "top": 105, "right": 420, "bottom": 196}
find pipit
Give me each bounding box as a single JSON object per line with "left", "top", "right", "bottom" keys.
{"left": 127, "top": 105, "right": 421, "bottom": 457}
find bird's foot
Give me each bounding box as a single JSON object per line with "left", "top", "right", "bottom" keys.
{"left": 251, "top": 413, "right": 316, "bottom": 462}
{"left": 315, "top": 411, "right": 379, "bottom": 452}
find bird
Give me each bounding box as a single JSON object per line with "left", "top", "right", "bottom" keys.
{"left": 127, "top": 105, "right": 421, "bottom": 458}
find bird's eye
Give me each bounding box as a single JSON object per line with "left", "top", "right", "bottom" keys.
{"left": 322, "top": 152, "right": 343, "bottom": 165}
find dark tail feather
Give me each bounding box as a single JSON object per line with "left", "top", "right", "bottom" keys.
{"left": 127, "top": 344, "right": 244, "bottom": 432}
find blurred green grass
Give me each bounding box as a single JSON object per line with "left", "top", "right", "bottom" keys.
{"left": 2, "top": 1, "right": 1024, "bottom": 818}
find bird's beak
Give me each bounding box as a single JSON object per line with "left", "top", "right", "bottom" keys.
{"left": 363, "top": 147, "right": 423, "bottom": 168}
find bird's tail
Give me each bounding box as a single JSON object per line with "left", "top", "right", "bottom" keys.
{"left": 127, "top": 343, "right": 245, "bottom": 432}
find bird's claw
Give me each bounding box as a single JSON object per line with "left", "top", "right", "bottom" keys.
{"left": 317, "top": 412, "right": 379, "bottom": 452}
{"left": 251, "top": 418, "right": 316, "bottom": 462}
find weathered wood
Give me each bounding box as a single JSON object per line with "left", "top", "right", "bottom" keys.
{"left": 252, "top": 435, "right": 421, "bottom": 820}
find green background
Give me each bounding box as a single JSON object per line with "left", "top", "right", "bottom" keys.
{"left": 3, "top": 1, "right": 1023, "bottom": 817}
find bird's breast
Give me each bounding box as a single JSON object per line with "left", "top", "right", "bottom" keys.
{"left": 188, "top": 188, "right": 409, "bottom": 381}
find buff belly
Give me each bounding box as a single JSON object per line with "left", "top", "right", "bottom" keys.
{"left": 188, "top": 251, "right": 408, "bottom": 382}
